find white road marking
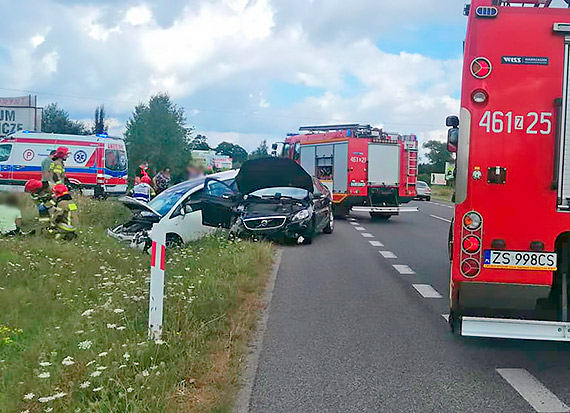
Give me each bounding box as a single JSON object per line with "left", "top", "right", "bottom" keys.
{"left": 362, "top": 233, "right": 374, "bottom": 238}
{"left": 350, "top": 222, "right": 359, "bottom": 225}
{"left": 348, "top": 217, "right": 357, "bottom": 221}
{"left": 496, "top": 368, "right": 570, "bottom": 413}
{"left": 412, "top": 284, "right": 442, "bottom": 298}
{"left": 355, "top": 226, "right": 366, "bottom": 231}
{"left": 393, "top": 265, "right": 415, "bottom": 274}
{"left": 429, "top": 214, "right": 452, "bottom": 223}
{"left": 369, "top": 240, "right": 384, "bottom": 247}
{"left": 379, "top": 251, "right": 397, "bottom": 259}
{"left": 429, "top": 202, "right": 454, "bottom": 209}
{"left": 441, "top": 314, "right": 450, "bottom": 322}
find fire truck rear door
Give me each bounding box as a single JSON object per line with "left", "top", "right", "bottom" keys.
{"left": 368, "top": 143, "right": 399, "bottom": 186}
{"left": 333, "top": 142, "right": 348, "bottom": 193}
{"left": 558, "top": 30, "right": 570, "bottom": 208}
{"left": 300, "top": 145, "right": 316, "bottom": 176}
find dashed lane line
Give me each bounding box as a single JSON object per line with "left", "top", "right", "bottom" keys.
{"left": 379, "top": 251, "right": 397, "bottom": 259}
{"left": 496, "top": 368, "right": 570, "bottom": 413}
{"left": 369, "top": 240, "right": 384, "bottom": 247}
{"left": 350, "top": 222, "right": 359, "bottom": 226}
{"left": 428, "top": 201, "right": 454, "bottom": 209}
{"left": 392, "top": 265, "right": 415, "bottom": 274}
{"left": 355, "top": 226, "right": 366, "bottom": 231}
{"left": 429, "top": 214, "right": 452, "bottom": 223}
{"left": 412, "top": 284, "right": 442, "bottom": 298}
{"left": 362, "top": 233, "right": 374, "bottom": 238}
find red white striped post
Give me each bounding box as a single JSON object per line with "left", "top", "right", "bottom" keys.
{"left": 148, "top": 224, "right": 166, "bottom": 340}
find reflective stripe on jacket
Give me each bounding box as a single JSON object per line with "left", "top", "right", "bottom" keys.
{"left": 132, "top": 183, "right": 154, "bottom": 203}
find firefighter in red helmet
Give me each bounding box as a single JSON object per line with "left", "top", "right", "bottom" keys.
{"left": 51, "top": 183, "right": 78, "bottom": 240}
{"left": 49, "top": 146, "right": 70, "bottom": 186}
{"left": 24, "top": 179, "right": 55, "bottom": 226}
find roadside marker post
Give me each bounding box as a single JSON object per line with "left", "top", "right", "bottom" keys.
{"left": 148, "top": 223, "right": 167, "bottom": 341}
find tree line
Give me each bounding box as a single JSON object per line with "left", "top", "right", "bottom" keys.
{"left": 41, "top": 93, "right": 270, "bottom": 182}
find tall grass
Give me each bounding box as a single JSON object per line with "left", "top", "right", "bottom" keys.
{"left": 0, "top": 196, "right": 274, "bottom": 412}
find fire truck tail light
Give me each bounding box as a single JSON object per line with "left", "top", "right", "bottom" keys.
{"left": 462, "top": 235, "right": 481, "bottom": 253}
{"left": 461, "top": 258, "right": 480, "bottom": 278}
{"left": 463, "top": 211, "right": 482, "bottom": 230}
{"left": 472, "top": 90, "right": 488, "bottom": 104}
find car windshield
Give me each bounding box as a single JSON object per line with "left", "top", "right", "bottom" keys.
{"left": 249, "top": 187, "right": 309, "bottom": 200}
{"left": 417, "top": 181, "right": 428, "bottom": 188}
{"left": 148, "top": 179, "right": 205, "bottom": 216}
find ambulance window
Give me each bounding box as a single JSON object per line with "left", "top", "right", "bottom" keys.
{"left": 105, "top": 149, "right": 127, "bottom": 171}
{"left": 0, "top": 144, "right": 12, "bottom": 162}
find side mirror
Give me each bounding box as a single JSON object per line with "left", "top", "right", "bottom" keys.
{"left": 446, "top": 115, "right": 459, "bottom": 128}
{"left": 271, "top": 143, "right": 278, "bottom": 150}
{"left": 447, "top": 127, "right": 459, "bottom": 153}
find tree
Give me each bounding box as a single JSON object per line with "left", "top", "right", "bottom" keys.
{"left": 188, "top": 134, "right": 210, "bottom": 150}
{"left": 93, "top": 105, "right": 107, "bottom": 135}
{"left": 249, "top": 140, "right": 269, "bottom": 159}
{"left": 419, "top": 140, "right": 454, "bottom": 184}
{"left": 124, "top": 93, "right": 191, "bottom": 182}
{"left": 215, "top": 141, "right": 248, "bottom": 166}
{"left": 42, "top": 103, "right": 89, "bottom": 135}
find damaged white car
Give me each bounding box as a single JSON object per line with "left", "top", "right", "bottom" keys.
{"left": 107, "top": 170, "right": 238, "bottom": 250}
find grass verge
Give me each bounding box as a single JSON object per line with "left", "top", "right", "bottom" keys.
{"left": 430, "top": 185, "right": 454, "bottom": 202}
{"left": 0, "top": 197, "right": 274, "bottom": 412}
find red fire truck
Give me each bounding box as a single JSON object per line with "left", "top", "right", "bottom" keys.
{"left": 279, "top": 124, "right": 418, "bottom": 219}
{"left": 447, "top": 0, "right": 570, "bottom": 340}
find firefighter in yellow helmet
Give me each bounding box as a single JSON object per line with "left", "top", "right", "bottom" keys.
{"left": 51, "top": 184, "right": 78, "bottom": 240}
{"left": 49, "top": 146, "right": 70, "bottom": 186}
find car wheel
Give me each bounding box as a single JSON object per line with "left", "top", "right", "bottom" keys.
{"left": 323, "top": 210, "right": 334, "bottom": 234}
{"left": 426, "top": 196, "right": 431, "bottom": 202}
{"left": 165, "top": 234, "right": 184, "bottom": 249}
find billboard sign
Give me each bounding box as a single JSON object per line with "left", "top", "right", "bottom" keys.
{"left": 431, "top": 173, "right": 447, "bottom": 186}
{"left": 0, "top": 95, "right": 42, "bottom": 138}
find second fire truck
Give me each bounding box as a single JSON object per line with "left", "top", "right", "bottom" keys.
{"left": 279, "top": 124, "right": 418, "bottom": 219}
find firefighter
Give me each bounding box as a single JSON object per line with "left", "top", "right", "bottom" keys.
{"left": 129, "top": 175, "right": 155, "bottom": 203}
{"left": 50, "top": 184, "right": 79, "bottom": 240}
{"left": 49, "top": 146, "right": 70, "bottom": 186}
{"left": 24, "top": 179, "right": 55, "bottom": 226}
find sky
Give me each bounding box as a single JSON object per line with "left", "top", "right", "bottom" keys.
{"left": 0, "top": 0, "right": 470, "bottom": 153}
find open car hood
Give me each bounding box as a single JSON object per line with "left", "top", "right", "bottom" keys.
{"left": 118, "top": 196, "right": 162, "bottom": 218}
{"left": 236, "top": 157, "right": 314, "bottom": 194}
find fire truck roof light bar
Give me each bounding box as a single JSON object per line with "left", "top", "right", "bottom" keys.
{"left": 554, "top": 23, "right": 570, "bottom": 33}
{"left": 462, "top": 316, "right": 570, "bottom": 341}
{"left": 494, "top": 0, "right": 552, "bottom": 7}
{"left": 299, "top": 124, "right": 371, "bottom": 132}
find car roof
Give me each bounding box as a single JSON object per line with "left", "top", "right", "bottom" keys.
{"left": 166, "top": 169, "right": 238, "bottom": 193}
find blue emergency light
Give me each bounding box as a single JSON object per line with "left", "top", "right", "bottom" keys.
{"left": 23, "top": 130, "right": 30, "bottom": 133}
{"left": 97, "top": 133, "right": 108, "bottom": 138}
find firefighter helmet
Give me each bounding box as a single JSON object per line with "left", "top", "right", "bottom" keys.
{"left": 141, "top": 176, "right": 152, "bottom": 185}
{"left": 52, "top": 184, "right": 70, "bottom": 197}
{"left": 24, "top": 179, "right": 43, "bottom": 193}
{"left": 55, "top": 146, "right": 70, "bottom": 159}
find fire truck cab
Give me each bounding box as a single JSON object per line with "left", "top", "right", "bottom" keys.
{"left": 279, "top": 124, "right": 418, "bottom": 218}
{"left": 447, "top": 0, "right": 570, "bottom": 340}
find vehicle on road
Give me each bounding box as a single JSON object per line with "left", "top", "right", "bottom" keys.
{"left": 415, "top": 181, "right": 431, "bottom": 201}
{"left": 0, "top": 131, "right": 128, "bottom": 196}
{"left": 446, "top": 0, "right": 570, "bottom": 341}
{"left": 108, "top": 170, "right": 238, "bottom": 250}
{"left": 200, "top": 157, "right": 334, "bottom": 244}
{"left": 278, "top": 124, "right": 418, "bottom": 219}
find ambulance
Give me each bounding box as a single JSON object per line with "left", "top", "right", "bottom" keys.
{"left": 0, "top": 131, "right": 128, "bottom": 196}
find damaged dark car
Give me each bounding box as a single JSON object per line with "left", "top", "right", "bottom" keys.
{"left": 200, "top": 157, "right": 334, "bottom": 244}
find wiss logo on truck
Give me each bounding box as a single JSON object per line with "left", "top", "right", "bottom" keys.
{"left": 279, "top": 124, "right": 418, "bottom": 219}
{"left": 446, "top": 0, "right": 570, "bottom": 341}
{"left": 0, "top": 131, "right": 128, "bottom": 195}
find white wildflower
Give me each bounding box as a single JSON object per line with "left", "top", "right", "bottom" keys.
{"left": 123, "top": 352, "right": 130, "bottom": 360}
{"left": 93, "top": 387, "right": 103, "bottom": 392}
{"left": 119, "top": 364, "right": 126, "bottom": 369}
{"left": 113, "top": 308, "right": 124, "bottom": 314}
{"left": 142, "top": 370, "right": 149, "bottom": 377}
{"left": 78, "top": 340, "right": 93, "bottom": 350}
{"left": 154, "top": 339, "right": 165, "bottom": 345}
{"left": 45, "top": 408, "right": 53, "bottom": 412}
{"left": 37, "top": 372, "right": 50, "bottom": 379}
{"left": 79, "top": 381, "right": 90, "bottom": 389}
{"left": 38, "top": 395, "right": 54, "bottom": 402}
{"left": 98, "top": 352, "right": 108, "bottom": 357}
{"left": 97, "top": 366, "right": 107, "bottom": 371}
{"left": 126, "top": 387, "right": 133, "bottom": 393}
{"left": 75, "top": 330, "right": 84, "bottom": 335}
{"left": 86, "top": 360, "right": 96, "bottom": 367}
{"left": 90, "top": 371, "right": 102, "bottom": 377}
{"left": 20, "top": 410, "right": 30, "bottom": 413}
{"left": 52, "top": 392, "right": 66, "bottom": 399}
{"left": 39, "top": 362, "right": 51, "bottom": 367}
{"left": 116, "top": 326, "right": 126, "bottom": 331}
{"left": 23, "top": 393, "right": 35, "bottom": 400}
{"left": 81, "top": 309, "right": 94, "bottom": 317}
{"left": 106, "top": 324, "right": 116, "bottom": 329}
{"left": 62, "top": 356, "right": 75, "bottom": 366}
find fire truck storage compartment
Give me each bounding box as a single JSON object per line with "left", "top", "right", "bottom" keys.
{"left": 300, "top": 145, "right": 316, "bottom": 176}
{"left": 333, "top": 142, "right": 348, "bottom": 193}
{"left": 368, "top": 143, "right": 399, "bottom": 187}
{"left": 559, "top": 38, "right": 570, "bottom": 208}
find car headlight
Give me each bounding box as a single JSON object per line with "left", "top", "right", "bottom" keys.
{"left": 292, "top": 209, "right": 311, "bottom": 221}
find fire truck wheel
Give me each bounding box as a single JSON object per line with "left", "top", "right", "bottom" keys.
{"left": 370, "top": 213, "right": 391, "bottom": 220}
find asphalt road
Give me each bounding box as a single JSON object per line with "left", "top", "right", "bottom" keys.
{"left": 247, "top": 200, "right": 570, "bottom": 413}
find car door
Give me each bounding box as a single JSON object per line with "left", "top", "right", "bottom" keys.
{"left": 200, "top": 178, "right": 239, "bottom": 228}
{"left": 168, "top": 188, "right": 215, "bottom": 242}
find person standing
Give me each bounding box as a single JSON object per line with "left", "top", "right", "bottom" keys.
{"left": 153, "top": 167, "right": 171, "bottom": 194}
{"left": 49, "top": 146, "right": 70, "bottom": 186}
{"left": 41, "top": 150, "right": 56, "bottom": 183}
{"left": 130, "top": 175, "right": 155, "bottom": 203}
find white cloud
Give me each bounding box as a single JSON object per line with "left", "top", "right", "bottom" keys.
{"left": 125, "top": 5, "right": 153, "bottom": 26}
{"left": 31, "top": 34, "right": 45, "bottom": 48}
{"left": 41, "top": 51, "right": 59, "bottom": 74}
